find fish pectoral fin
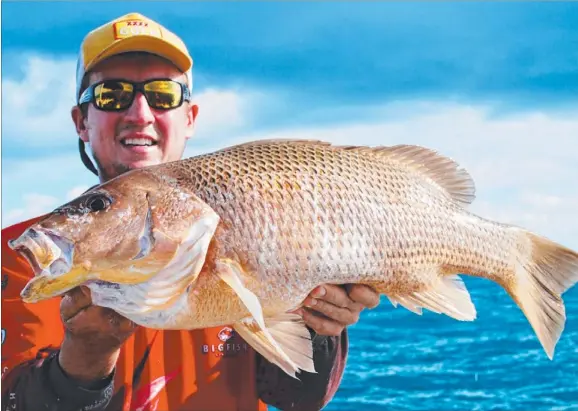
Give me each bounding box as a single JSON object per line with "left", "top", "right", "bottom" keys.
{"left": 216, "top": 258, "right": 269, "bottom": 331}
{"left": 234, "top": 314, "right": 315, "bottom": 379}
{"left": 389, "top": 274, "right": 476, "bottom": 321}
{"left": 263, "top": 313, "right": 316, "bottom": 374}
{"left": 216, "top": 258, "right": 315, "bottom": 378}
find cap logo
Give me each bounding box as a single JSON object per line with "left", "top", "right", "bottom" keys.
{"left": 113, "top": 20, "right": 162, "bottom": 39}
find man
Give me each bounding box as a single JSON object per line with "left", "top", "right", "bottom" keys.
{"left": 1, "top": 12, "right": 380, "bottom": 411}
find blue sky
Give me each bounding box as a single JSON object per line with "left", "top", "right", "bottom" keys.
{"left": 2, "top": 1, "right": 578, "bottom": 253}
{"left": 3, "top": 2, "right": 577, "bottom": 110}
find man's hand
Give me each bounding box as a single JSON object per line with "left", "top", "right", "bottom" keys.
{"left": 58, "top": 286, "right": 137, "bottom": 383}
{"left": 296, "top": 284, "right": 380, "bottom": 336}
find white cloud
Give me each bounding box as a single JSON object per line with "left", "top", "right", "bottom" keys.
{"left": 2, "top": 54, "right": 577, "bottom": 254}
{"left": 1, "top": 54, "right": 256, "bottom": 149}
{"left": 1, "top": 54, "right": 258, "bottom": 227}
{"left": 1, "top": 153, "right": 95, "bottom": 228}
{"left": 2, "top": 55, "right": 78, "bottom": 148}
{"left": 182, "top": 102, "right": 578, "bottom": 250}
{"left": 191, "top": 87, "right": 252, "bottom": 136}
{"left": 66, "top": 185, "right": 91, "bottom": 200}
{"left": 2, "top": 185, "right": 92, "bottom": 228}
{"left": 3, "top": 194, "right": 60, "bottom": 228}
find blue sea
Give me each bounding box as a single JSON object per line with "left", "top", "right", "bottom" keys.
{"left": 305, "top": 277, "right": 577, "bottom": 410}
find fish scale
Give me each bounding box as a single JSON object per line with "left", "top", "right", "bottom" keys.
{"left": 9, "top": 139, "right": 578, "bottom": 379}
{"left": 181, "top": 143, "right": 500, "bottom": 293}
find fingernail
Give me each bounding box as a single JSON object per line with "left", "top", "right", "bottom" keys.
{"left": 314, "top": 287, "right": 326, "bottom": 297}
{"left": 306, "top": 298, "right": 317, "bottom": 307}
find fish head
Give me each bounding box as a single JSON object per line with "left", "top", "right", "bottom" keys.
{"left": 9, "top": 169, "right": 221, "bottom": 303}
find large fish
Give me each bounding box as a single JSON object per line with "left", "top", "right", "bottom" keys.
{"left": 8, "top": 139, "right": 578, "bottom": 378}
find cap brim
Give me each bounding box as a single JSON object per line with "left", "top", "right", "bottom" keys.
{"left": 86, "top": 35, "right": 193, "bottom": 74}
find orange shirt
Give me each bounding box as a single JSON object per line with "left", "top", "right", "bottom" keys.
{"left": 1, "top": 216, "right": 348, "bottom": 411}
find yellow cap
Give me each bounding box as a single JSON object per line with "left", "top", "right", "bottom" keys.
{"left": 76, "top": 12, "right": 193, "bottom": 100}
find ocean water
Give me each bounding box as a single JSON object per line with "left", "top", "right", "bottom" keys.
{"left": 323, "top": 277, "right": 578, "bottom": 411}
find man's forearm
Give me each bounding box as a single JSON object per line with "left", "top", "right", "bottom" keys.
{"left": 1, "top": 348, "right": 115, "bottom": 411}
{"left": 256, "top": 328, "right": 349, "bottom": 411}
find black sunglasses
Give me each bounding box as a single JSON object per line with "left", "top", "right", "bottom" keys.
{"left": 78, "top": 78, "right": 192, "bottom": 111}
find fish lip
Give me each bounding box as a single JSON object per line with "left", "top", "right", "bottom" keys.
{"left": 8, "top": 227, "right": 74, "bottom": 278}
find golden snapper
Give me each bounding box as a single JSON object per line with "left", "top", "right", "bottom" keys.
{"left": 9, "top": 140, "right": 578, "bottom": 378}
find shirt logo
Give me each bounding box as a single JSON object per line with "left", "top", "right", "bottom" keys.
{"left": 218, "top": 326, "right": 234, "bottom": 342}
{"left": 202, "top": 327, "right": 249, "bottom": 358}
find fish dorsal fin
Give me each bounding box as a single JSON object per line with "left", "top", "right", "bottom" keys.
{"left": 213, "top": 138, "right": 332, "bottom": 154}
{"left": 371, "top": 144, "right": 476, "bottom": 207}
{"left": 212, "top": 139, "right": 475, "bottom": 206}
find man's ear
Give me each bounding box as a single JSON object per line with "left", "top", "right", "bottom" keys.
{"left": 71, "top": 105, "right": 89, "bottom": 142}
{"left": 185, "top": 104, "right": 199, "bottom": 140}
{"left": 192, "top": 104, "right": 199, "bottom": 121}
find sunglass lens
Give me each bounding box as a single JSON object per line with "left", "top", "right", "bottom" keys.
{"left": 144, "top": 80, "right": 182, "bottom": 109}
{"left": 94, "top": 81, "right": 134, "bottom": 110}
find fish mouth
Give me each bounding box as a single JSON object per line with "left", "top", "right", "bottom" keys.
{"left": 8, "top": 227, "right": 75, "bottom": 302}
{"left": 9, "top": 227, "right": 74, "bottom": 277}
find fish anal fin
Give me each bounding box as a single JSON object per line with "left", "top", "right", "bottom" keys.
{"left": 386, "top": 295, "right": 399, "bottom": 308}
{"left": 387, "top": 295, "right": 423, "bottom": 315}
{"left": 217, "top": 259, "right": 315, "bottom": 378}
{"left": 380, "top": 273, "right": 476, "bottom": 321}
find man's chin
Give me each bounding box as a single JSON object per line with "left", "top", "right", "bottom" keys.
{"left": 130, "top": 160, "right": 161, "bottom": 169}
{"left": 108, "top": 160, "right": 161, "bottom": 180}
{"left": 121, "top": 158, "right": 163, "bottom": 171}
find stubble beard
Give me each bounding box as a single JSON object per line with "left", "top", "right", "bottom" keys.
{"left": 93, "top": 154, "right": 133, "bottom": 183}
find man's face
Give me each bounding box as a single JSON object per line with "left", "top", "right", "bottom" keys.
{"left": 72, "top": 54, "right": 198, "bottom": 182}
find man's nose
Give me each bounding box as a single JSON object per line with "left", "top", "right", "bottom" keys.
{"left": 124, "top": 92, "right": 155, "bottom": 124}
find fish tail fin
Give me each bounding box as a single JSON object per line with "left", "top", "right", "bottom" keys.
{"left": 507, "top": 230, "right": 578, "bottom": 359}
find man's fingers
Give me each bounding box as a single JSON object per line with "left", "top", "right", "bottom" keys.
{"left": 60, "top": 287, "right": 92, "bottom": 322}
{"left": 300, "top": 308, "right": 343, "bottom": 337}
{"left": 345, "top": 284, "right": 381, "bottom": 309}
{"left": 303, "top": 296, "right": 360, "bottom": 326}
{"left": 61, "top": 286, "right": 136, "bottom": 346}
{"left": 299, "top": 283, "right": 381, "bottom": 337}
{"left": 311, "top": 284, "right": 353, "bottom": 308}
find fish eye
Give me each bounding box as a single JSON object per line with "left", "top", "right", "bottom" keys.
{"left": 86, "top": 194, "right": 112, "bottom": 212}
